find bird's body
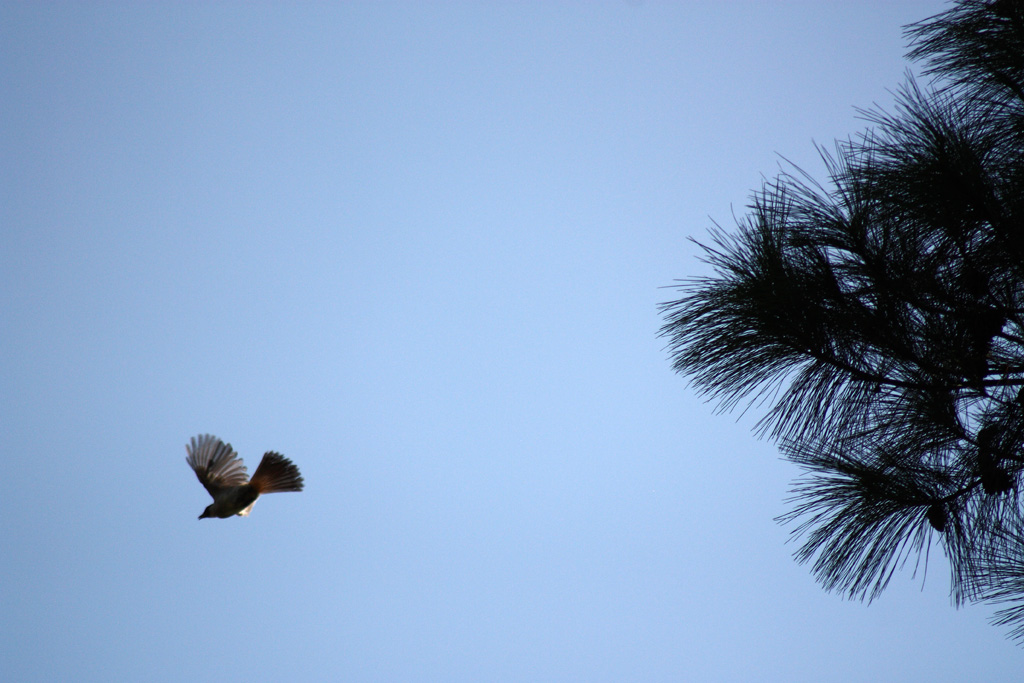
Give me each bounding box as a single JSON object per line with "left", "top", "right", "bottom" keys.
{"left": 197, "top": 484, "right": 261, "bottom": 519}
{"left": 186, "top": 434, "right": 304, "bottom": 519}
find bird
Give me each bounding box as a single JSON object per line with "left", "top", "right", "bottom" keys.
{"left": 186, "top": 434, "right": 304, "bottom": 519}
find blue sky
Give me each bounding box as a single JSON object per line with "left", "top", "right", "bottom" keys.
{"left": 2, "top": 1, "right": 1019, "bottom": 681}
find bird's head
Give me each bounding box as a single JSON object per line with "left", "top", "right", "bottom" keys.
{"left": 199, "top": 506, "right": 213, "bottom": 520}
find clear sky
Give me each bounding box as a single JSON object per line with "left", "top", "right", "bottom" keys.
{"left": 2, "top": 1, "right": 1019, "bottom": 681}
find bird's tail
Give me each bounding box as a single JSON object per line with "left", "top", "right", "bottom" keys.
{"left": 249, "top": 452, "right": 305, "bottom": 494}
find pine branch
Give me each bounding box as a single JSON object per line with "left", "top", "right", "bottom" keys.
{"left": 661, "top": 0, "right": 1024, "bottom": 644}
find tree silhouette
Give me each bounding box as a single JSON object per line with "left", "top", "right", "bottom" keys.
{"left": 659, "top": 0, "right": 1024, "bottom": 642}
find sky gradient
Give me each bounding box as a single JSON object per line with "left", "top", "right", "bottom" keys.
{"left": 2, "top": 1, "right": 1020, "bottom": 681}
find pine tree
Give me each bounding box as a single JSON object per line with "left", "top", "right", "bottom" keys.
{"left": 659, "top": 0, "right": 1024, "bottom": 642}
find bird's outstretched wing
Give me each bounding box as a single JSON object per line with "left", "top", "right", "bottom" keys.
{"left": 186, "top": 434, "right": 249, "bottom": 497}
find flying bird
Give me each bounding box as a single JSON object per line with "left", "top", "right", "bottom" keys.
{"left": 186, "top": 434, "right": 304, "bottom": 519}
